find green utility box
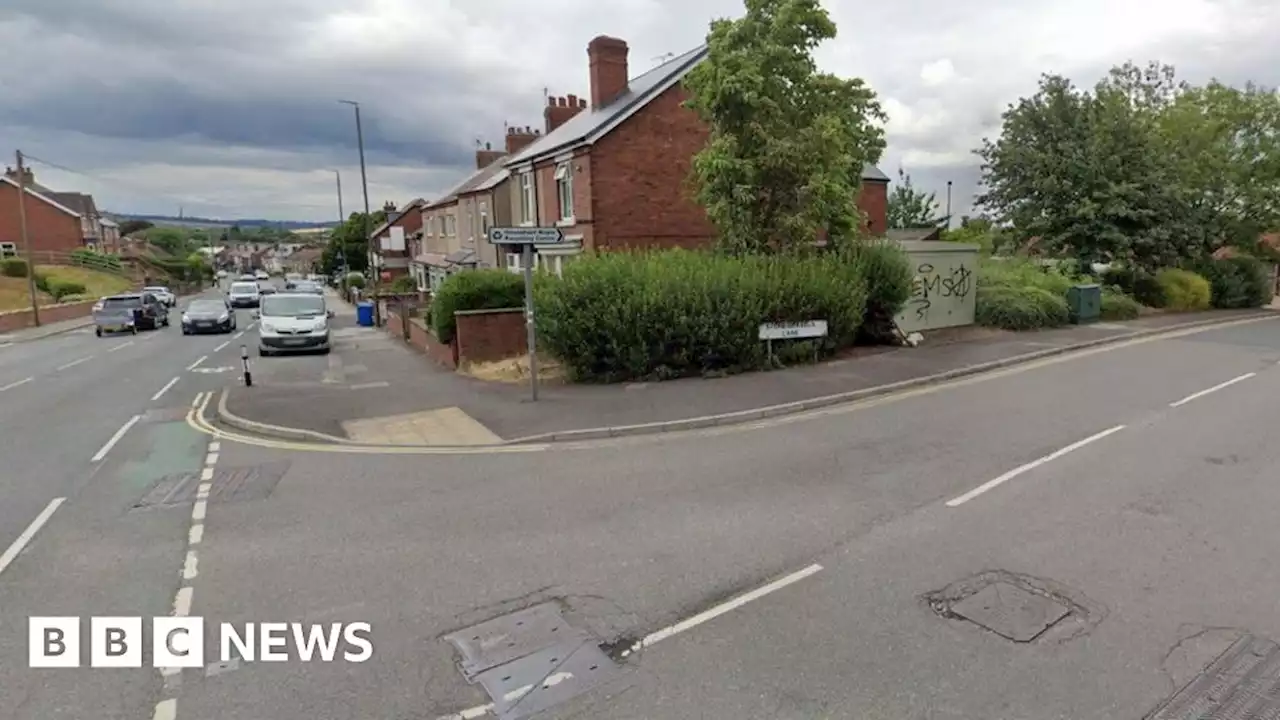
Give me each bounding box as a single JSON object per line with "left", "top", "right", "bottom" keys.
{"left": 1066, "top": 283, "right": 1102, "bottom": 324}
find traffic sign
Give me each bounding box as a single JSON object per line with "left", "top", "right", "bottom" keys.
{"left": 487, "top": 227, "right": 565, "bottom": 245}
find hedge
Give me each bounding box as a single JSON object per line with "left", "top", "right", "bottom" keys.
{"left": 975, "top": 285, "right": 1069, "bottom": 330}
{"left": 0, "top": 258, "right": 27, "bottom": 277}
{"left": 847, "top": 240, "right": 913, "bottom": 342}
{"left": 1100, "top": 289, "right": 1142, "bottom": 320}
{"left": 1155, "top": 268, "right": 1212, "bottom": 311}
{"left": 1101, "top": 266, "right": 1165, "bottom": 307}
{"left": 47, "top": 279, "right": 87, "bottom": 301}
{"left": 431, "top": 269, "right": 525, "bottom": 343}
{"left": 533, "top": 248, "right": 883, "bottom": 382}
{"left": 1195, "top": 256, "right": 1271, "bottom": 309}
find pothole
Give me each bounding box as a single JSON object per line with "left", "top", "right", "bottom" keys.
{"left": 924, "top": 570, "right": 1105, "bottom": 643}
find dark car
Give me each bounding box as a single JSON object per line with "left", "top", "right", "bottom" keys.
{"left": 181, "top": 298, "right": 237, "bottom": 335}
{"left": 93, "top": 293, "right": 169, "bottom": 336}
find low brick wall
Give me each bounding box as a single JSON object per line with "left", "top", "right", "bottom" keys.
{"left": 455, "top": 308, "right": 527, "bottom": 365}
{"left": 0, "top": 299, "right": 98, "bottom": 334}
{"left": 413, "top": 318, "right": 458, "bottom": 369}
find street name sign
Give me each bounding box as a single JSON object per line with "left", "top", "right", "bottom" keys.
{"left": 488, "top": 227, "right": 565, "bottom": 245}
{"left": 758, "top": 320, "right": 829, "bottom": 341}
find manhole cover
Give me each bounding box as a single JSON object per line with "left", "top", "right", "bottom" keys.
{"left": 951, "top": 582, "right": 1069, "bottom": 642}
{"left": 1148, "top": 634, "right": 1280, "bottom": 719}
{"left": 476, "top": 639, "right": 622, "bottom": 720}
{"left": 133, "top": 462, "right": 290, "bottom": 509}
{"left": 443, "top": 602, "right": 588, "bottom": 681}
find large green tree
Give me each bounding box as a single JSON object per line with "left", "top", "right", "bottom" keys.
{"left": 320, "top": 210, "right": 385, "bottom": 275}
{"left": 683, "top": 0, "right": 886, "bottom": 253}
{"left": 887, "top": 168, "right": 946, "bottom": 229}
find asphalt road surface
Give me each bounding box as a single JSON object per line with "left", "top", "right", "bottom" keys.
{"left": 4, "top": 309, "right": 1280, "bottom": 720}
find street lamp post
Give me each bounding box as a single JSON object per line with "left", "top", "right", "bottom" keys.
{"left": 338, "top": 99, "right": 379, "bottom": 326}
{"left": 334, "top": 169, "right": 344, "bottom": 222}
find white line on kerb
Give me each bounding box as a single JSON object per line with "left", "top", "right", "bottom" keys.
{"left": 91, "top": 414, "right": 142, "bottom": 462}
{"left": 1170, "top": 372, "right": 1256, "bottom": 408}
{"left": 186, "top": 355, "right": 208, "bottom": 371}
{"left": 213, "top": 340, "right": 230, "bottom": 352}
{"left": 947, "top": 424, "right": 1128, "bottom": 507}
{"left": 151, "top": 376, "right": 180, "bottom": 402}
{"left": 151, "top": 698, "right": 176, "bottom": 720}
{"left": 437, "top": 562, "right": 824, "bottom": 720}
{"left": 0, "top": 376, "right": 33, "bottom": 392}
{"left": 107, "top": 340, "right": 135, "bottom": 353}
{"left": 56, "top": 355, "right": 93, "bottom": 371}
{"left": 0, "top": 498, "right": 65, "bottom": 577}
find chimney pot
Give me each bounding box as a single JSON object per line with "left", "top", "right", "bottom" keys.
{"left": 588, "top": 35, "right": 630, "bottom": 108}
{"left": 566, "top": 93, "right": 578, "bottom": 106}
{"left": 547, "top": 96, "right": 556, "bottom": 107}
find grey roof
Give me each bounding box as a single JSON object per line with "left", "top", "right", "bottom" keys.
{"left": 861, "top": 164, "right": 890, "bottom": 182}
{"left": 425, "top": 166, "right": 491, "bottom": 209}
{"left": 473, "top": 167, "right": 510, "bottom": 192}
{"left": 455, "top": 158, "right": 509, "bottom": 197}
{"left": 49, "top": 191, "right": 98, "bottom": 217}
{"left": 445, "top": 248, "right": 477, "bottom": 266}
{"left": 0, "top": 176, "right": 81, "bottom": 216}
{"left": 504, "top": 44, "right": 709, "bottom": 167}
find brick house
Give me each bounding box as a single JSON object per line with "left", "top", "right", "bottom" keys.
{"left": 492, "top": 35, "right": 890, "bottom": 275}
{"left": 0, "top": 172, "right": 84, "bottom": 257}
{"left": 368, "top": 199, "right": 424, "bottom": 281}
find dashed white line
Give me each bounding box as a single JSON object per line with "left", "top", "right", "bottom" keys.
{"left": 213, "top": 340, "right": 230, "bottom": 352}
{"left": 233, "top": 331, "right": 244, "bottom": 339}
{"left": 56, "top": 355, "right": 93, "bottom": 371}
{"left": 90, "top": 414, "right": 142, "bottom": 462}
{"left": 0, "top": 498, "right": 65, "bottom": 577}
{"left": 182, "top": 551, "right": 198, "bottom": 580}
{"left": 189, "top": 524, "right": 204, "bottom": 545}
{"left": 205, "top": 452, "right": 219, "bottom": 466}
{"left": 200, "top": 467, "right": 214, "bottom": 481}
{"left": 0, "top": 342, "right": 11, "bottom": 349}
{"left": 151, "top": 376, "right": 181, "bottom": 402}
{"left": 191, "top": 499, "right": 207, "bottom": 522}
{"left": 107, "top": 340, "right": 135, "bottom": 353}
{"left": 946, "top": 424, "right": 1128, "bottom": 507}
{"left": 151, "top": 699, "right": 177, "bottom": 720}
{"left": 174, "top": 586, "right": 193, "bottom": 617}
{"left": 0, "top": 376, "right": 33, "bottom": 392}
{"left": 208, "top": 441, "right": 220, "bottom": 453}
{"left": 1169, "top": 372, "right": 1256, "bottom": 408}
{"left": 186, "top": 355, "right": 208, "bottom": 371}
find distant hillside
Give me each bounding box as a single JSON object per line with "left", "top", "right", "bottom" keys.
{"left": 109, "top": 213, "right": 338, "bottom": 231}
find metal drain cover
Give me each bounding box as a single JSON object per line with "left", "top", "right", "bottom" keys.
{"left": 1149, "top": 634, "right": 1280, "bottom": 719}
{"left": 476, "top": 639, "right": 621, "bottom": 720}
{"left": 443, "top": 602, "right": 588, "bottom": 681}
{"left": 950, "top": 582, "right": 1069, "bottom": 642}
{"left": 133, "top": 462, "right": 290, "bottom": 509}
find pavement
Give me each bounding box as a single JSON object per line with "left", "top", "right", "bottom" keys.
{"left": 219, "top": 306, "right": 1277, "bottom": 444}
{"left": 9, "top": 293, "right": 1280, "bottom": 719}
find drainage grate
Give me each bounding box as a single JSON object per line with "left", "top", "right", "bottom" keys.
{"left": 950, "top": 582, "right": 1069, "bottom": 642}
{"left": 133, "top": 462, "right": 290, "bottom": 509}
{"left": 1148, "top": 634, "right": 1280, "bottom": 719}
{"left": 443, "top": 602, "right": 588, "bottom": 682}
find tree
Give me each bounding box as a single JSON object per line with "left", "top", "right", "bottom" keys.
{"left": 118, "top": 219, "right": 153, "bottom": 236}
{"left": 320, "top": 210, "right": 385, "bottom": 275}
{"left": 682, "top": 0, "right": 886, "bottom": 254}
{"left": 145, "top": 227, "right": 192, "bottom": 257}
{"left": 887, "top": 168, "right": 945, "bottom": 229}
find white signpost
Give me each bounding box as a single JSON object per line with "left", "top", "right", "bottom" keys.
{"left": 759, "top": 320, "right": 828, "bottom": 364}
{"left": 486, "top": 226, "right": 566, "bottom": 401}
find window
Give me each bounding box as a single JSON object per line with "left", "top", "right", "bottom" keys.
{"left": 555, "top": 162, "right": 573, "bottom": 221}
{"left": 438, "top": 217, "right": 446, "bottom": 236}
{"left": 519, "top": 171, "right": 535, "bottom": 224}
{"left": 0, "top": 242, "right": 16, "bottom": 258}
{"left": 446, "top": 215, "right": 456, "bottom": 237}
{"left": 505, "top": 251, "right": 522, "bottom": 274}
{"left": 428, "top": 268, "right": 448, "bottom": 291}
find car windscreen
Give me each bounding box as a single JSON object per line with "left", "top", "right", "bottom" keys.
{"left": 101, "top": 297, "right": 141, "bottom": 309}
{"left": 143, "top": 287, "right": 169, "bottom": 293}
{"left": 229, "top": 283, "right": 259, "bottom": 294}
{"left": 261, "top": 295, "right": 326, "bottom": 317}
{"left": 187, "top": 301, "right": 225, "bottom": 313}
{"left": 294, "top": 282, "right": 321, "bottom": 292}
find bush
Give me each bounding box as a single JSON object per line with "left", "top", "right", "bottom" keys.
{"left": 1155, "top": 268, "right": 1212, "bottom": 311}
{"left": 975, "top": 285, "right": 1070, "bottom": 330}
{"left": 70, "top": 249, "right": 122, "bottom": 271}
{"left": 1099, "top": 265, "right": 1162, "bottom": 307}
{"left": 344, "top": 272, "right": 366, "bottom": 290}
{"left": 1195, "top": 256, "right": 1272, "bottom": 309}
{"left": 979, "top": 257, "right": 1079, "bottom": 296}
{"left": 0, "top": 258, "right": 27, "bottom": 277}
{"left": 431, "top": 269, "right": 525, "bottom": 344}
{"left": 534, "top": 249, "right": 872, "bottom": 382}
{"left": 33, "top": 273, "right": 49, "bottom": 293}
{"left": 389, "top": 275, "right": 417, "bottom": 293}
{"left": 842, "top": 240, "right": 913, "bottom": 343}
{"left": 1100, "top": 289, "right": 1142, "bottom": 320}
{"left": 47, "top": 279, "right": 87, "bottom": 302}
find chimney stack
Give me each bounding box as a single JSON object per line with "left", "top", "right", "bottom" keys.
{"left": 3, "top": 166, "right": 35, "bottom": 186}
{"left": 588, "top": 36, "right": 629, "bottom": 108}
{"left": 505, "top": 125, "right": 540, "bottom": 154}
{"left": 475, "top": 140, "right": 506, "bottom": 169}
{"left": 544, "top": 93, "right": 588, "bottom": 133}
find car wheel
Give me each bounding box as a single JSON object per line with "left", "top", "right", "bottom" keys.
{"left": 95, "top": 327, "right": 102, "bottom": 337}
{"left": 182, "top": 328, "right": 190, "bottom": 335}
{"left": 163, "top": 316, "right": 170, "bottom": 327}
{"left": 130, "top": 325, "right": 138, "bottom": 335}
{"left": 258, "top": 347, "right": 270, "bottom": 357}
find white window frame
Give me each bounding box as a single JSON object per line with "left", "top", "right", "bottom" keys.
{"left": 554, "top": 162, "right": 574, "bottom": 224}
{"left": 505, "top": 251, "right": 522, "bottom": 274}
{"left": 0, "top": 242, "right": 16, "bottom": 258}
{"left": 428, "top": 267, "right": 448, "bottom": 291}
{"left": 519, "top": 171, "right": 535, "bottom": 226}
{"left": 446, "top": 215, "right": 456, "bottom": 237}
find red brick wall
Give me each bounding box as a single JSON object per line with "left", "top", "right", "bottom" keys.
{"left": 455, "top": 309, "right": 526, "bottom": 365}
{"left": 858, "top": 180, "right": 889, "bottom": 235}
{"left": 0, "top": 182, "right": 83, "bottom": 254}
{"left": 0, "top": 298, "right": 98, "bottom": 334}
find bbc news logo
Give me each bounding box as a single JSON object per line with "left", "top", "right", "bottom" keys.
{"left": 29, "top": 617, "right": 373, "bottom": 668}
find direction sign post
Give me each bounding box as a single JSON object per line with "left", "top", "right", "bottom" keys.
{"left": 487, "top": 226, "right": 566, "bottom": 402}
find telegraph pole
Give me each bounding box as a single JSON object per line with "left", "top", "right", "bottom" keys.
{"left": 334, "top": 170, "right": 344, "bottom": 222}
{"left": 339, "top": 100, "right": 379, "bottom": 326}
{"left": 14, "top": 151, "right": 39, "bottom": 326}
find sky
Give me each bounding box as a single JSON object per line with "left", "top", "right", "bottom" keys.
{"left": 2, "top": 0, "right": 1277, "bottom": 223}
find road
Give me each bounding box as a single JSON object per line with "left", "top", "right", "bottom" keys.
{"left": 3, "top": 307, "right": 1280, "bottom": 719}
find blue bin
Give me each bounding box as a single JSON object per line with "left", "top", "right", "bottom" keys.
{"left": 356, "top": 301, "right": 375, "bottom": 327}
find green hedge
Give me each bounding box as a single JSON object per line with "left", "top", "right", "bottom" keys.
{"left": 1100, "top": 266, "right": 1166, "bottom": 306}
{"left": 1155, "top": 268, "right": 1212, "bottom": 311}
{"left": 847, "top": 240, "right": 913, "bottom": 343}
{"left": 1100, "top": 289, "right": 1142, "bottom": 320}
{"left": 344, "top": 272, "right": 366, "bottom": 289}
{"left": 431, "top": 269, "right": 525, "bottom": 344}
{"left": 47, "top": 279, "right": 87, "bottom": 301}
{"left": 533, "top": 248, "right": 876, "bottom": 382}
{"left": 1195, "top": 256, "right": 1272, "bottom": 309}
{"left": 0, "top": 258, "right": 27, "bottom": 277}
{"left": 70, "top": 249, "right": 122, "bottom": 271}
{"left": 389, "top": 275, "right": 417, "bottom": 293}
{"left": 975, "top": 285, "right": 1069, "bottom": 330}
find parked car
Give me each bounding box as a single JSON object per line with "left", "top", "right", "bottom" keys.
{"left": 254, "top": 293, "right": 333, "bottom": 356}
{"left": 181, "top": 298, "right": 236, "bottom": 335}
{"left": 215, "top": 269, "right": 229, "bottom": 279}
{"left": 93, "top": 292, "right": 168, "bottom": 336}
{"left": 238, "top": 274, "right": 257, "bottom": 282}
{"left": 227, "top": 281, "right": 262, "bottom": 308}
{"left": 291, "top": 280, "right": 324, "bottom": 295}
{"left": 255, "top": 270, "right": 270, "bottom": 281}
{"left": 142, "top": 285, "right": 176, "bottom": 307}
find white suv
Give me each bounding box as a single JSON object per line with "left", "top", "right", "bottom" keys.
{"left": 227, "top": 281, "right": 261, "bottom": 308}
{"left": 255, "top": 293, "right": 332, "bottom": 356}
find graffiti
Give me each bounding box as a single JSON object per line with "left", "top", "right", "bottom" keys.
{"left": 906, "top": 262, "right": 973, "bottom": 321}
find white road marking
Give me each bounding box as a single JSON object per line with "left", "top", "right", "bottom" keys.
{"left": 0, "top": 498, "right": 65, "bottom": 577}
{"left": 233, "top": 331, "right": 244, "bottom": 339}
{"left": 191, "top": 392, "right": 206, "bottom": 408}
{"left": 107, "top": 340, "right": 135, "bottom": 353}
{"left": 56, "top": 355, "right": 93, "bottom": 371}
{"left": 151, "top": 376, "right": 180, "bottom": 402}
{"left": 0, "top": 376, "right": 33, "bottom": 392}
{"left": 246, "top": 322, "right": 256, "bottom": 331}
{"left": 1169, "top": 372, "right": 1256, "bottom": 408}
{"left": 349, "top": 381, "right": 391, "bottom": 390}
{"left": 213, "top": 340, "right": 230, "bottom": 352}
{"left": 208, "top": 441, "right": 220, "bottom": 452}
{"left": 174, "top": 586, "right": 193, "bottom": 617}
{"left": 182, "top": 551, "right": 198, "bottom": 580}
{"left": 91, "top": 415, "right": 142, "bottom": 462}
{"left": 151, "top": 699, "right": 176, "bottom": 720}
{"left": 186, "top": 355, "right": 208, "bottom": 371}
{"left": 0, "top": 342, "right": 11, "bottom": 348}
{"left": 205, "top": 452, "right": 219, "bottom": 466}
{"left": 200, "top": 467, "right": 214, "bottom": 481}
{"left": 946, "top": 424, "right": 1128, "bottom": 507}
{"left": 191, "top": 499, "right": 206, "bottom": 522}
{"left": 189, "top": 524, "right": 204, "bottom": 545}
